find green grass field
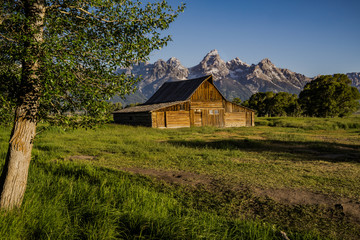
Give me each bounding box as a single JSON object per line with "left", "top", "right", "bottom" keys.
{"left": 0, "top": 116, "right": 359, "bottom": 239}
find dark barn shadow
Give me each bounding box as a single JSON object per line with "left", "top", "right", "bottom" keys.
{"left": 167, "top": 138, "right": 360, "bottom": 163}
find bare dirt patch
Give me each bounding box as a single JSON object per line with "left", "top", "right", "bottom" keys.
{"left": 122, "top": 167, "right": 360, "bottom": 225}
{"left": 254, "top": 188, "right": 360, "bottom": 224}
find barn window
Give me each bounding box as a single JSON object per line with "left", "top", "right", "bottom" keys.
{"left": 209, "top": 109, "right": 219, "bottom": 115}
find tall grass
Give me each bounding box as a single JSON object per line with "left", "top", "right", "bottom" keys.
{"left": 255, "top": 115, "right": 360, "bottom": 130}
{"left": 0, "top": 160, "right": 280, "bottom": 240}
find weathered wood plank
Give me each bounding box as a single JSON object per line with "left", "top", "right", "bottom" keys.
{"left": 165, "top": 111, "right": 190, "bottom": 128}
{"left": 156, "top": 112, "right": 165, "bottom": 128}
{"left": 191, "top": 80, "right": 223, "bottom": 102}
{"left": 190, "top": 102, "right": 223, "bottom": 108}
{"left": 224, "top": 112, "right": 246, "bottom": 127}
{"left": 151, "top": 112, "right": 157, "bottom": 127}
{"left": 154, "top": 102, "right": 190, "bottom": 112}
{"left": 190, "top": 110, "right": 195, "bottom": 126}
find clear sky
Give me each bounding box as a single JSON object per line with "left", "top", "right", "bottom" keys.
{"left": 148, "top": 0, "right": 360, "bottom": 77}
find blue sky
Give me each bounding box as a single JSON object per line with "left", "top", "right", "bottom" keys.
{"left": 148, "top": 0, "right": 360, "bottom": 77}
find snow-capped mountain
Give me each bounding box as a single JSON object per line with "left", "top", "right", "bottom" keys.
{"left": 117, "top": 50, "right": 358, "bottom": 103}
{"left": 188, "top": 49, "right": 229, "bottom": 79}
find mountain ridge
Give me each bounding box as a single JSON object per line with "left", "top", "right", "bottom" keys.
{"left": 116, "top": 50, "right": 360, "bottom": 105}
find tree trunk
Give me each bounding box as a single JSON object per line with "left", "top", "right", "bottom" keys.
{"left": 0, "top": 112, "right": 37, "bottom": 210}
{"left": 0, "top": 0, "right": 45, "bottom": 210}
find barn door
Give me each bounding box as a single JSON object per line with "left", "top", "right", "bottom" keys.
{"left": 194, "top": 110, "right": 202, "bottom": 127}
{"left": 156, "top": 112, "right": 166, "bottom": 128}
{"left": 206, "top": 109, "right": 224, "bottom": 127}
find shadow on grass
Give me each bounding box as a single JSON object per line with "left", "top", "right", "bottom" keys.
{"left": 167, "top": 138, "right": 360, "bottom": 163}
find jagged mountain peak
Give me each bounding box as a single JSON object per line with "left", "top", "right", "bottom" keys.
{"left": 201, "top": 49, "right": 223, "bottom": 64}
{"left": 257, "top": 58, "right": 277, "bottom": 72}
{"left": 167, "top": 57, "right": 180, "bottom": 64}
{"left": 207, "top": 49, "right": 219, "bottom": 56}
{"left": 226, "top": 57, "right": 250, "bottom": 71}
{"left": 190, "top": 49, "right": 229, "bottom": 79}
{"left": 258, "top": 58, "right": 275, "bottom": 67}
{"left": 166, "top": 57, "right": 184, "bottom": 68}
{"left": 153, "top": 59, "right": 167, "bottom": 69}
{"left": 233, "top": 57, "right": 248, "bottom": 65}
{"left": 259, "top": 58, "right": 274, "bottom": 65}
{"left": 166, "top": 57, "right": 189, "bottom": 79}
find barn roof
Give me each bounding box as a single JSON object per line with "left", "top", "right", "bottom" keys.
{"left": 112, "top": 101, "right": 188, "bottom": 113}
{"left": 144, "top": 75, "right": 219, "bottom": 104}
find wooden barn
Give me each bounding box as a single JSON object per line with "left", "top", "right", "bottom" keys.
{"left": 113, "top": 75, "right": 255, "bottom": 128}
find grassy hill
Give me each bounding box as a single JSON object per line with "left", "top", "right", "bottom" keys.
{"left": 0, "top": 116, "right": 360, "bottom": 239}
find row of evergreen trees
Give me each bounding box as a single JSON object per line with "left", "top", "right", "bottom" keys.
{"left": 239, "top": 74, "right": 360, "bottom": 117}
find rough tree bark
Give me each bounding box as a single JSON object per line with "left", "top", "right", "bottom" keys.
{"left": 0, "top": 0, "right": 45, "bottom": 210}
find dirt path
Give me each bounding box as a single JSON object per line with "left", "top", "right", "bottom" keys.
{"left": 122, "top": 166, "right": 360, "bottom": 225}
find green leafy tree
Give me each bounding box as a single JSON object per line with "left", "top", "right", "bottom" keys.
{"left": 299, "top": 74, "right": 360, "bottom": 117}
{"left": 112, "top": 102, "right": 123, "bottom": 111}
{"left": 267, "top": 92, "right": 287, "bottom": 117}
{"left": 246, "top": 92, "right": 275, "bottom": 117}
{"left": 246, "top": 91, "right": 302, "bottom": 117}
{"left": 0, "top": 0, "right": 184, "bottom": 210}
{"left": 0, "top": 63, "right": 20, "bottom": 125}
{"left": 285, "top": 94, "right": 302, "bottom": 117}
{"left": 268, "top": 92, "right": 301, "bottom": 117}
{"left": 241, "top": 100, "right": 249, "bottom": 107}
{"left": 232, "top": 97, "right": 242, "bottom": 105}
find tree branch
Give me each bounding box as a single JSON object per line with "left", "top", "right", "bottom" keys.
{"left": 48, "top": 4, "right": 170, "bottom": 24}
{"left": 49, "top": 5, "right": 118, "bottom": 23}
{"left": 0, "top": 33, "right": 17, "bottom": 42}
{"left": 58, "top": 10, "right": 86, "bottom": 21}
{"left": 72, "top": 7, "right": 118, "bottom": 23}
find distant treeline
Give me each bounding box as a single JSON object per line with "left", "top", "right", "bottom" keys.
{"left": 239, "top": 74, "right": 360, "bottom": 118}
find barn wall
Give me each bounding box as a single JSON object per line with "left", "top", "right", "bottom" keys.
{"left": 113, "top": 112, "right": 152, "bottom": 127}
{"left": 224, "top": 102, "right": 255, "bottom": 127}
{"left": 224, "top": 112, "right": 246, "bottom": 127}
{"left": 225, "top": 102, "right": 248, "bottom": 112}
